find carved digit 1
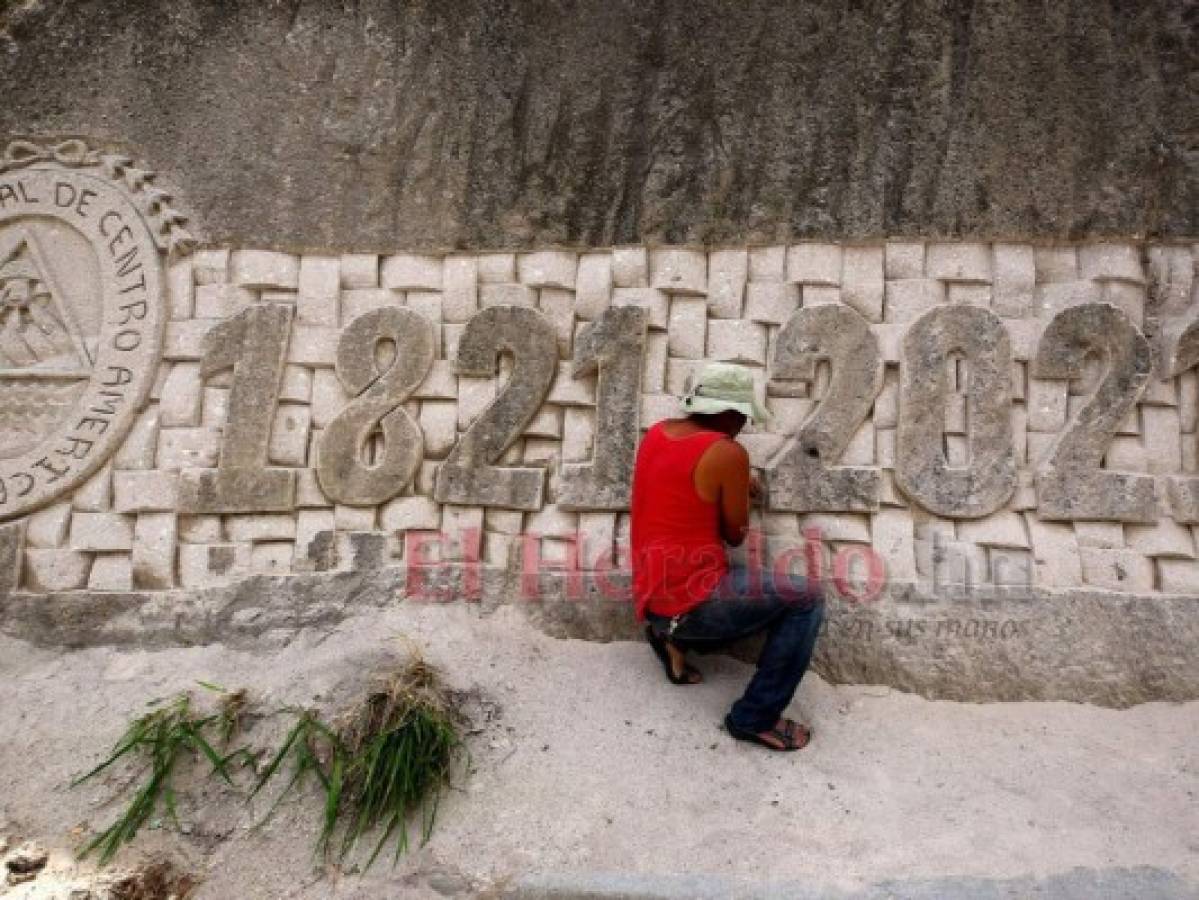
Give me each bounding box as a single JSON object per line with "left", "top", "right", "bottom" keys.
{"left": 558, "top": 306, "right": 648, "bottom": 511}
{"left": 1031, "top": 303, "right": 1153, "bottom": 521}
{"left": 896, "top": 305, "right": 1015, "bottom": 518}
{"left": 1164, "top": 318, "right": 1199, "bottom": 522}
{"left": 316, "top": 307, "right": 435, "bottom": 505}
{"left": 767, "top": 305, "right": 883, "bottom": 512}
{"left": 179, "top": 304, "right": 296, "bottom": 513}
{"left": 434, "top": 305, "right": 557, "bottom": 510}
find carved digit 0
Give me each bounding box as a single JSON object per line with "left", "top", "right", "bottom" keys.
{"left": 558, "top": 305, "right": 648, "bottom": 510}
{"left": 767, "top": 305, "right": 883, "bottom": 512}
{"left": 1164, "top": 317, "right": 1199, "bottom": 522}
{"left": 896, "top": 305, "right": 1015, "bottom": 518}
{"left": 316, "top": 307, "right": 435, "bottom": 505}
{"left": 1032, "top": 303, "right": 1153, "bottom": 521}
{"left": 179, "top": 304, "right": 296, "bottom": 513}
{"left": 434, "top": 305, "right": 557, "bottom": 510}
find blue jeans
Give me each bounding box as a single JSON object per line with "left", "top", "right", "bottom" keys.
{"left": 647, "top": 567, "right": 824, "bottom": 733}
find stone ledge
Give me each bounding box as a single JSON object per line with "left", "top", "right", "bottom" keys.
{"left": 2, "top": 566, "right": 1195, "bottom": 708}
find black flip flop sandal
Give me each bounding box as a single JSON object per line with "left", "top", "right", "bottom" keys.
{"left": 724, "top": 713, "right": 810, "bottom": 751}
{"left": 646, "top": 625, "right": 703, "bottom": 685}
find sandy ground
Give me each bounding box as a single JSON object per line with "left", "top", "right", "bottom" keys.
{"left": 0, "top": 602, "right": 1196, "bottom": 898}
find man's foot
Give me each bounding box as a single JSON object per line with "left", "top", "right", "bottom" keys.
{"left": 664, "top": 642, "right": 703, "bottom": 684}
{"left": 646, "top": 626, "right": 703, "bottom": 685}
{"left": 724, "top": 714, "right": 810, "bottom": 751}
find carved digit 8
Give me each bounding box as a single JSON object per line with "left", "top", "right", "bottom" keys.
{"left": 316, "top": 307, "right": 435, "bottom": 506}
{"left": 434, "top": 305, "right": 558, "bottom": 510}
{"left": 1031, "top": 302, "right": 1153, "bottom": 521}
{"left": 767, "top": 305, "right": 883, "bottom": 512}
{"left": 896, "top": 305, "right": 1015, "bottom": 518}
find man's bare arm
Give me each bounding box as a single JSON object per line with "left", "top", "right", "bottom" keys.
{"left": 695, "top": 439, "right": 751, "bottom": 546}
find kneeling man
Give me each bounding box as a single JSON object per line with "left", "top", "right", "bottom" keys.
{"left": 630, "top": 363, "right": 824, "bottom": 751}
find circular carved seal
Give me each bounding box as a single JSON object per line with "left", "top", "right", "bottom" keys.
{"left": 0, "top": 166, "right": 165, "bottom": 519}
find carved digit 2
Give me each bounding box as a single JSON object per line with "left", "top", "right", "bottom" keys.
{"left": 896, "top": 305, "right": 1015, "bottom": 518}
{"left": 434, "top": 305, "right": 558, "bottom": 510}
{"left": 1032, "top": 302, "right": 1153, "bottom": 521}
{"left": 767, "top": 304, "right": 883, "bottom": 512}
{"left": 1164, "top": 316, "right": 1199, "bottom": 522}
{"left": 316, "top": 307, "right": 435, "bottom": 506}
{"left": 558, "top": 305, "right": 648, "bottom": 511}
{"left": 178, "top": 304, "right": 297, "bottom": 513}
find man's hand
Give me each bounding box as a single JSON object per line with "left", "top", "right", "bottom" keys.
{"left": 748, "top": 473, "right": 764, "bottom": 504}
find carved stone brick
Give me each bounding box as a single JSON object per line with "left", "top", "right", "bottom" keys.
{"left": 194, "top": 284, "right": 254, "bottom": 319}
{"left": 1034, "top": 247, "right": 1078, "bottom": 283}
{"left": 72, "top": 464, "right": 113, "bottom": 512}
{"left": 339, "top": 254, "right": 378, "bottom": 288}
{"left": 896, "top": 305, "right": 1015, "bottom": 518}
{"left": 1079, "top": 547, "right": 1154, "bottom": 592}
{"left": 925, "top": 242, "right": 991, "bottom": 283}
{"left": 480, "top": 283, "right": 537, "bottom": 308}
{"left": 884, "top": 242, "right": 924, "bottom": 279}
{"left": 23, "top": 548, "right": 89, "bottom": 592}
{"left": 381, "top": 253, "right": 442, "bottom": 291}
{"left": 69, "top": 512, "right": 133, "bottom": 552}
{"left": 650, "top": 248, "right": 706, "bottom": 295}
{"left": 991, "top": 243, "right": 1035, "bottom": 317}
{"left": 1148, "top": 246, "right": 1194, "bottom": 315}
{"left": 666, "top": 297, "right": 707, "bottom": 357}
{"left": 1078, "top": 242, "right": 1144, "bottom": 283}
{"left": 268, "top": 403, "right": 311, "bottom": 467}
{"left": 519, "top": 251, "right": 577, "bottom": 289}
{"left": 464, "top": 254, "right": 507, "bottom": 286}
{"left": 785, "top": 243, "right": 841, "bottom": 285}
{"left": 230, "top": 250, "right": 298, "bottom": 290}
{"left": 707, "top": 249, "right": 747, "bottom": 319}
{"left": 167, "top": 259, "right": 194, "bottom": 320}
{"left": 706, "top": 319, "right": 767, "bottom": 366}
{"left": 883, "top": 278, "right": 943, "bottom": 323}
{"left": 0, "top": 521, "right": 23, "bottom": 594}
{"left": 113, "top": 470, "right": 179, "bottom": 513}
{"left": 840, "top": 245, "right": 884, "bottom": 323}
{"left": 297, "top": 255, "right": 340, "bottom": 326}
{"left": 611, "top": 246, "right": 648, "bottom": 288}
{"left": 23, "top": 501, "right": 69, "bottom": 549}
{"left": 132, "top": 512, "right": 176, "bottom": 589}
{"left": 1025, "top": 516, "right": 1083, "bottom": 587}
{"left": 574, "top": 253, "right": 613, "bottom": 321}
{"left": 442, "top": 255, "right": 479, "bottom": 323}
{"left": 743, "top": 282, "right": 799, "bottom": 326}
{"left": 339, "top": 288, "right": 396, "bottom": 323}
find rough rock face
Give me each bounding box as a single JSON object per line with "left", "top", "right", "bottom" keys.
{"left": 0, "top": 0, "right": 1195, "bottom": 251}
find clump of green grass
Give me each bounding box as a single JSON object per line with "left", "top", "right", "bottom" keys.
{"left": 72, "top": 685, "right": 253, "bottom": 864}
{"left": 253, "top": 657, "right": 463, "bottom": 868}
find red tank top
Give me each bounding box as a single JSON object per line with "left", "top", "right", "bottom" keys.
{"left": 630, "top": 422, "right": 729, "bottom": 620}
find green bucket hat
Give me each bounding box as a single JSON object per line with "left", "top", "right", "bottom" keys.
{"left": 680, "top": 362, "right": 770, "bottom": 424}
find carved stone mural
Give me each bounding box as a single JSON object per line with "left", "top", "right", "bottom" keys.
{"left": 0, "top": 150, "right": 1196, "bottom": 612}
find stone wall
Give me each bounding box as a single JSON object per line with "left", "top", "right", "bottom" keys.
{"left": 4, "top": 232, "right": 1199, "bottom": 603}
{"left": 0, "top": 1, "right": 1194, "bottom": 249}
